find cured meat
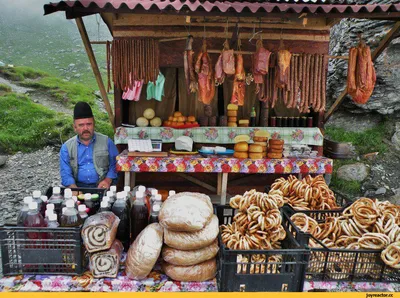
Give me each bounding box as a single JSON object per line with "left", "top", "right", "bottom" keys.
{"left": 254, "top": 40, "right": 271, "bottom": 75}
{"left": 183, "top": 36, "right": 197, "bottom": 94}
{"left": 195, "top": 42, "right": 216, "bottom": 105}
{"left": 90, "top": 239, "right": 123, "bottom": 278}
{"left": 215, "top": 53, "right": 225, "bottom": 85}
{"left": 275, "top": 50, "right": 292, "bottom": 89}
{"left": 81, "top": 212, "right": 120, "bottom": 253}
{"left": 347, "top": 42, "right": 376, "bottom": 104}
{"left": 235, "top": 54, "right": 245, "bottom": 81}
{"left": 222, "top": 49, "right": 235, "bottom": 75}
{"left": 231, "top": 79, "right": 246, "bottom": 106}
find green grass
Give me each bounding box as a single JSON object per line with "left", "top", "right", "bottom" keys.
{"left": 0, "top": 66, "right": 113, "bottom": 153}
{"left": 325, "top": 123, "right": 389, "bottom": 155}
{"left": 0, "top": 66, "right": 47, "bottom": 81}
{"left": 330, "top": 159, "right": 362, "bottom": 197}
{"left": 0, "top": 84, "right": 12, "bottom": 92}
{"left": 0, "top": 92, "right": 73, "bottom": 153}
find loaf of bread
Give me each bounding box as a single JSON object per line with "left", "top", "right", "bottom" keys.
{"left": 159, "top": 192, "right": 213, "bottom": 232}
{"left": 162, "top": 258, "right": 217, "bottom": 282}
{"left": 90, "top": 239, "right": 123, "bottom": 278}
{"left": 125, "top": 223, "right": 164, "bottom": 280}
{"left": 81, "top": 212, "right": 120, "bottom": 253}
{"left": 162, "top": 239, "right": 219, "bottom": 266}
{"left": 269, "top": 139, "right": 284, "bottom": 146}
{"left": 164, "top": 215, "right": 219, "bottom": 250}
{"left": 249, "top": 153, "right": 264, "bottom": 159}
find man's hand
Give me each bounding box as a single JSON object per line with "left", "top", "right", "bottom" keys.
{"left": 98, "top": 178, "right": 112, "bottom": 189}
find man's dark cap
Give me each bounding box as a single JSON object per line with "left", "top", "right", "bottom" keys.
{"left": 74, "top": 102, "right": 93, "bottom": 119}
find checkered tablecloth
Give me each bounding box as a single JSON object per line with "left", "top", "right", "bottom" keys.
{"left": 114, "top": 126, "right": 324, "bottom": 146}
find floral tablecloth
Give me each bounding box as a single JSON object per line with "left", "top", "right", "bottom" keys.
{"left": 114, "top": 126, "right": 324, "bottom": 146}
{"left": 116, "top": 153, "right": 333, "bottom": 174}
{"left": 1, "top": 273, "right": 398, "bottom": 292}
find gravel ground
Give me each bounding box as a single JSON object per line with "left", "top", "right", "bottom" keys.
{"left": 0, "top": 146, "right": 61, "bottom": 226}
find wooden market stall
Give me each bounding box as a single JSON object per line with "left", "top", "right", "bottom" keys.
{"left": 44, "top": 0, "right": 400, "bottom": 202}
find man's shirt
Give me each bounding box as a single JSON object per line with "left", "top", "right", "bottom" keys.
{"left": 60, "top": 134, "right": 119, "bottom": 186}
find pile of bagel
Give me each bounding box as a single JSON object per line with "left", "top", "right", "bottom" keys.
{"left": 220, "top": 189, "right": 286, "bottom": 274}
{"left": 270, "top": 175, "right": 337, "bottom": 210}
{"left": 290, "top": 197, "right": 400, "bottom": 278}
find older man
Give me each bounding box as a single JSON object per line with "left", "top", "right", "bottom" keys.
{"left": 60, "top": 102, "right": 118, "bottom": 189}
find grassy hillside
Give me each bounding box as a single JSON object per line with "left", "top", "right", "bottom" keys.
{"left": 0, "top": 0, "right": 111, "bottom": 90}
{"left": 0, "top": 66, "right": 113, "bottom": 153}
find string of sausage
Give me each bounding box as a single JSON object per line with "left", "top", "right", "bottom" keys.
{"left": 111, "top": 39, "right": 159, "bottom": 91}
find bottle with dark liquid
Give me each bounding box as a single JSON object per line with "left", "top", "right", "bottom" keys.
{"left": 24, "top": 202, "right": 46, "bottom": 241}
{"left": 17, "top": 197, "right": 33, "bottom": 226}
{"left": 60, "top": 200, "right": 82, "bottom": 227}
{"left": 78, "top": 204, "right": 88, "bottom": 221}
{"left": 112, "top": 192, "right": 130, "bottom": 250}
{"left": 130, "top": 191, "right": 148, "bottom": 242}
{"left": 99, "top": 201, "right": 111, "bottom": 212}
{"left": 149, "top": 204, "right": 160, "bottom": 224}
{"left": 32, "top": 190, "right": 43, "bottom": 213}
{"left": 40, "top": 196, "right": 48, "bottom": 217}
{"left": 48, "top": 187, "right": 63, "bottom": 217}
{"left": 250, "top": 107, "right": 257, "bottom": 127}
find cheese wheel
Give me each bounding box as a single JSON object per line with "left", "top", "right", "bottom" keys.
{"left": 249, "top": 153, "right": 264, "bottom": 159}
{"left": 228, "top": 117, "right": 237, "bottom": 123}
{"left": 227, "top": 104, "right": 239, "bottom": 111}
{"left": 233, "top": 151, "right": 248, "bottom": 159}
{"left": 267, "top": 152, "right": 283, "bottom": 159}
{"left": 253, "top": 136, "right": 268, "bottom": 142}
{"left": 249, "top": 144, "right": 263, "bottom": 153}
{"left": 269, "top": 139, "right": 284, "bottom": 145}
{"left": 228, "top": 122, "right": 237, "bottom": 127}
{"left": 269, "top": 144, "right": 284, "bottom": 150}
{"left": 227, "top": 111, "right": 237, "bottom": 117}
{"left": 238, "top": 119, "right": 249, "bottom": 125}
{"left": 268, "top": 148, "right": 283, "bottom": 153}
{"left": 255, "top": 130, "right": 270, "bottom": 138}
{"left": 234, "top": 142, "right": 248, "bottom": 152}
{"left": 253, "top": 141, "right": 268, "bottom": 147}
{"left": 239, "top": 124, "right": 249, "bottom": 128}
{"left": 234, "top": 135, "right": 250, "bottom": 143}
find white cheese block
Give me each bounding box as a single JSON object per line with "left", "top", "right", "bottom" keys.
{"left": 175, "top": 136, "right": 193, "bottom": 152}
{"left": 215, "top": 146, "right": 226, "bottom": 153}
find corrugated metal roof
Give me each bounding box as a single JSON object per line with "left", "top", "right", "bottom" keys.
{"left": 44, "top": 0, "right": 400, "bottom": 18}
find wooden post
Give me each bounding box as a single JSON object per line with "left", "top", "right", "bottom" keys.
{"left": 76, "top": 17, "right": 115, "bottom": 131}
{"left": 324, "top": 21, "right": 400, "bottom": 123}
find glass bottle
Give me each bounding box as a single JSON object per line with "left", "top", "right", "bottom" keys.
{"left": 250, "top": 107, "right": 257, "bottom": 127}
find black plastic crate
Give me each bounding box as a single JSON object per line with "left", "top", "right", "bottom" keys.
{"left": 0, "top": 225, "right": 86, "bottom": 276}
{"left": 283, "top": 210, "right": 400, "bottom": 282}
{"left": 281, "top": 189, "right": 352, "bottom": 222}
{"left": 215, "top": 205, "right": 309, "bottom": 292}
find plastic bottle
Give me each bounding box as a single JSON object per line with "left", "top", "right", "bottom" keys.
{"left": 44, "top": 209, "right": 54, "bottom": 225}
{"left": 73, "top": 196, "right": 80, "bottom": 206}
{"left": 60, "top": 200, "right": 82, "bottom": 227}
{"left": 84, "top": 193, "right": 95, "bottom": 216}
{"left": 78, "top": 204, "right": 88, "bottom": 221}
{"left": 48, "top": 187, "right": 64, "bottom": 216}
{"left": 106, "top": 190, "right": 116, "bottom": 205}
{"left": 64, "top": 188, "right": 72, "bottom": 198}
{"left": 130, "top": 191, "right": 149, "bottom": 242}
{"left": 250, "top": 106, "right": 257, "bottom": 127}
{"left": 110, "top": 186, "right": 117, "bottom": 202}
{"left": 149, "top": 204, "right": 160, "bottom": 224}
{"left": 102, "top": 196, "right": 111, "bottom": 208}
{"left": 168, "top": 190, "right": 176, "bottom": 198}
{"left": 24, "top": 202, "right": 46, "bottom": 240}
{"left": 150, "top": 193, "right": 162, "bottom": 208}
{"left": 99, "top": 201, "right": 111, "bottom": 212}
{"left": 124, "top": 186, "right": 133, "bottom": 202}
{"left": 17, "top": 197, "right": 33, "bottom": 226}
{"left": 40, "top": 196, "right": 48, "bottom": 217}
{"left": 47, "top": 213, "right": 59, "bottom": 229}
{"left": 62, "top": 191, "right": 73, "bottom": 209}
{"left": 112, "top": 192, "right": 130, "bottom": 250}
{"left": 32, "top": 190, "right": 43, "bottom": 212}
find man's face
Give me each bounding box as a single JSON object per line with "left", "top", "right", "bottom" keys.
{"left": 74, "top": 118, "right": 95, "bottom": 141}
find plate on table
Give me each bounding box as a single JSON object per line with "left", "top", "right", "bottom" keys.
{"left": 198, "top": 149, "right": 214, "bottom": 155}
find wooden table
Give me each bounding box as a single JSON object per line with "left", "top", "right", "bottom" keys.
{"left": 116, "top": 152, "right": 333, "bottom": 204}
